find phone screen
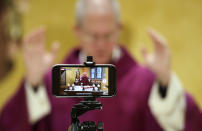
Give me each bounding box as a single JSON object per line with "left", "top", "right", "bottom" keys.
{"left": 52, "top": 64, "right": 116, "bottom": 97}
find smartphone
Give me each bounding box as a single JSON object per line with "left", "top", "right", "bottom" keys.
{"left": 52, "top": 64, "right": 116, "bottom": 97}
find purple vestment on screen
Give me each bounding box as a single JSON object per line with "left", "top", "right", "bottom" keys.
{"left": 0, "top": 47, "right": 201, "bottom": 131}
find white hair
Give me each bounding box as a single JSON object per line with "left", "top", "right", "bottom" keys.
{"left": 75, "top": 0, "right": 121, "bottom": 25}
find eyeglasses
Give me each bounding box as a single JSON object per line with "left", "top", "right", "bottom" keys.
{"left": 81, "top": 31, "right": 119, "bottom": 43}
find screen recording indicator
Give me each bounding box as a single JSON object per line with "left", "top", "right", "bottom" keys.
{"left": 60, "top": 67, "right": 109, "bottom": 96}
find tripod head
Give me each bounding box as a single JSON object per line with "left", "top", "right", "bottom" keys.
{"left": 70, "top": 97, "right": 103, "bottom": 131}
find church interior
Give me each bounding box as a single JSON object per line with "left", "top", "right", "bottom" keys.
{"left": 60, "top": 67, "right": 109, "bottom": 95}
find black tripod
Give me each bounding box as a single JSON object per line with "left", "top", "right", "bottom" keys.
{"left": 70, "top": 97, "right": 104, "bottom": 131}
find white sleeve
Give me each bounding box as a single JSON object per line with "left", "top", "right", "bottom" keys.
{"left": 149, "top": 73, "right": 186, "bottom": 131}
{"left": 25, "top": 82, "right": 51, "bottom": 125}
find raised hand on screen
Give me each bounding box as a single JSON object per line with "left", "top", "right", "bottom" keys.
{"left": 23, "top": 27, "right": 60, "bottom": 86}
{"left": 141, "top": 28, "right": 171, "bottom": 86}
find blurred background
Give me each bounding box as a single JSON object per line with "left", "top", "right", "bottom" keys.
{"left": 0, "top": 0, "right": 202, "bottom": 112}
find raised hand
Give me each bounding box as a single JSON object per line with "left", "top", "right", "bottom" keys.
{"left": 23, "top": 27, "right": 59, "bottom": 86}
{"left": 141, "top": 28, "right": 171, "bottom": 86}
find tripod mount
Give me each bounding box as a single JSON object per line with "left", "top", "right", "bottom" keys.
{"left": 71, "top": 97, "right": 103, "bottom": 131}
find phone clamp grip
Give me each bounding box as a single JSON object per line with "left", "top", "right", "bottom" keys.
{"left": 84, "top": 56, "right": 95, "bottom": 67}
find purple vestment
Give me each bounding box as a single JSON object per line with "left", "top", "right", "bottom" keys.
{"left": 0, "top": 47, "right": 201, "bottom": 131}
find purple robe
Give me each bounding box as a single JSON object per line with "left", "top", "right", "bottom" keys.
{"left": 0, "top": 47, "right": 201, "bottom": 131}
